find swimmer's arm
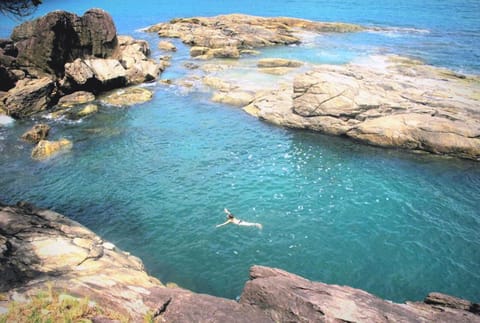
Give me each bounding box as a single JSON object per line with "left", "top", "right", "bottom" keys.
{"left": 216, "top": 221, "right": 230, "bottom": 228}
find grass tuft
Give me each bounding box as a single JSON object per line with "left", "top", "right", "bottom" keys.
{"left": 0, "top": 286, "right": 129, "bottom": 323}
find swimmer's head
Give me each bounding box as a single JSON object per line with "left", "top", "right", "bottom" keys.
{"left": 227, "top": 214, "right": 234, "bottom": 219}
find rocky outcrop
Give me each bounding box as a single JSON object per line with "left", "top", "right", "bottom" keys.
{"left": 2, "top": 76, "right": 55, "bottom": 118}
{"left": 240, "top": 266, "right": 480, "bottom": 322}
{"left": 0, "top": 202, "right": 161, "bottom": 320}
{"left": 147, "top": 14, "right": 363, "bottom": 58}
{"left": 0, "top": 9, "right": 162, "bottom": 119}
{"left": 244, "top": 55, "right": 480, "bottom": 160}
{"left": 1, "top": 202, "right": 478, "bottom": 322}
{"left": 11, "top": 9, "right": 117, "bottom": 76}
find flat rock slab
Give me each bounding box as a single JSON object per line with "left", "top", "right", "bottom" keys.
{"left": 100, "top": 86, "right": 153, "bottom": 107}
{"left": 245, "top": 55, "right": 480, "bottom": 160}
{"left": 147, "top": 14, "right": 363, "bottom": 59}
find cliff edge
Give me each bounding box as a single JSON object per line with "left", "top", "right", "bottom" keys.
{"left": 1, "top": 202, "right": 478, "bottom": 322}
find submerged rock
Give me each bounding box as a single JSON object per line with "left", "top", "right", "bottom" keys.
{"left": 77, "top": 104, "right": 98, "bottom": 117}
{"left": 21, "top": 124, "right": 51, "bottom": 143}
{"left": 257, "top": 58, "right": 303, "bottom": 68}
{"left": 100, "top": 87, "right": 153, "bottom": 107}
{"left": 31, "top": 139, "right": 72, "bottom": 160}
{"left": 57, "top": 91, "right": 95, "bottom": 108}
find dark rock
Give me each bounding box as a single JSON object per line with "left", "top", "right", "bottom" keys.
{"left": 425, "top": 292, "right": 480, "bottom": 314}
{"left": 11, "top": 9, "right": 117, "bottom": 76}
{"left": 0, "top": 38, "right": 17, "bottom": 57}
{"left": 21, "top": 123, "right": 51, "bottom": 143}
{"left": 0, "top": 65, "right": 16, "bottom": 91}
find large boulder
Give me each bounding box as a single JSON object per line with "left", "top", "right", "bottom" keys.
{"left": 11, "top": 9, "right": 117, "bottom": 76}
{"left": 64, "top": 58, "right": 127, "bottom": 91}
{"left": 1, "top": 76, "right": 55, "bottom": 118}
{"left": 114, "top": 36, "right": 161, "bottom": 84}
{"left": 2, "top": 9, "right": 161, "bottom": 119}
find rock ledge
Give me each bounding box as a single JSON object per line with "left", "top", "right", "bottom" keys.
{"left": 1, "top": 202, "right": 478, "bottom": 322}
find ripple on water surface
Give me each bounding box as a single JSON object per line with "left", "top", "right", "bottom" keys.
{"left": 2, "top": 88, "right": 479, "bottom": 303}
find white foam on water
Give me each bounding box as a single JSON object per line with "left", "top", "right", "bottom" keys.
{"left": 0, "top": 115, "right": 14, "bottom": 126}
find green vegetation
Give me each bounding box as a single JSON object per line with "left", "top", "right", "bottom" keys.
{"left": 0, "top": 286, "right": 128, "bottom": 323}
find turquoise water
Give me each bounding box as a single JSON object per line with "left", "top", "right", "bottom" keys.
{"left": 1, "top": 0, "right": 480, "bottom": 303}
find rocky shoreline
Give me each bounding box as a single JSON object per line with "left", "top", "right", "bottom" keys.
{"left": 0, "top": 8, "right": 168, "bottom": 159}
{"left": 148, "top": 14, "right": 480, "bottom": 161}
{"left": 2, "top": 11, "right": 479, "bottom": 160}
{"left": 1, "top": 201, "right": 479, "bottom": 322}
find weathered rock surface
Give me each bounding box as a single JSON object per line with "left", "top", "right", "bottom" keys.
{"left": 31, "top": 139, "right": 72, "bottom": 160}
{"left": 77, "top": 104, "right": 98, "bottom": 117}
{"left": 240, "top": 266, "right": 480, "bottom": 322}
{"left": 64, "top": 58, "right": 127, "bottom": 90}
{"left": 158, "top": 40, "right": 177, "bottom": 52}
{"left": 100, "top": 86, "right": 153, "bottom": 107}
{"left": 0, "top": 202, "right": 161, "bottom": 320}
{"left": 57, "top": 91, "right": 95, "bottom": 108}
{"left": 1, "top": 202, "right": 478, "bottom": 322}
{"left": 11, "top": 9, "right": 117, "bottom": 76}
{"left": 1, "top": 9, "right": 161, "bottom": 119}
{"left": 244, "top": 55, "right": 480, "bottom": 160}
{"left": 257, "top": 58, "right": 303, "bottom": 68}
{"left": 21, "top": 124, "right": 50, "bottom": 143}
{"left": 1, "top": 76, "right": 55, "bottom": 118}
{"left": 212, "top": 91, "right": 254, "bottom": 107}
{"left": 147, "top": 14, "right": 362, "bottom": 58}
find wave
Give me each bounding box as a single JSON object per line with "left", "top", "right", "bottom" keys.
{"left": 366, "top": 26, "right": 430, "bottom": 37}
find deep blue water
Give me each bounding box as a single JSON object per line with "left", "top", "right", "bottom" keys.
{"left": 1, "top": 0, "right": 480, "bottom": 303}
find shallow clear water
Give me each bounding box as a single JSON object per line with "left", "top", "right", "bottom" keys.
{"left": 1, "top": 0, "right": 480, "bottom": 303}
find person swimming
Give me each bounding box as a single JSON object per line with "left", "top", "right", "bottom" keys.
{"left": 216, "top": 208, "right": 263, "bottom": 229}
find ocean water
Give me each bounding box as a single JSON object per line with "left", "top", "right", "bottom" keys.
{"left": 1, "top": 0, "right": 480, "bottom": 303}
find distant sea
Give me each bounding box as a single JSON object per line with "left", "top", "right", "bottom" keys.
{"left": 1, "top": 0, "right": 479, "bottom": 303}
